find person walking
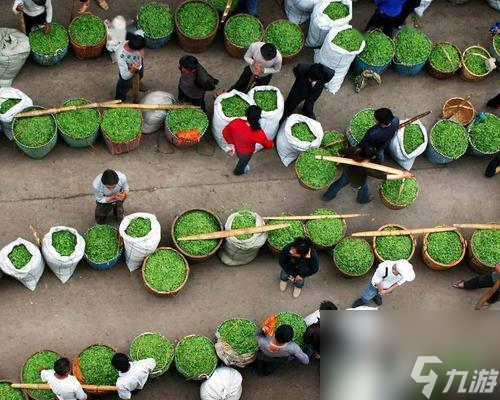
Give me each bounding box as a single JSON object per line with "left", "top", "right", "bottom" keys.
{"left": 12, "top": 0, "right": 52, "bottom": 34}
{"left": 352, "top": 259, "right": 416, "bottom": 308}
{"left": 365, "top": 0, "right": 407, "bottom": 37}
{"left": 112, "top": 353, "right": 156, "bottom": 399}
{"left": 79, "top": 0, "right": 109, "bottom": 13}
{"left": 222, "top": 105, "right": 274, "bottom": 175}
{"left": 93, "top": 169, "right": 129, "bottom": 224}
{"left": 115, "top": 35, "right": 146, "bottom": 102}
{"left": 279, "top": 237, "right": 319, "bottom": 298}
{"left": 393, "top": 0, "right": 422, "bottom": 28}
{"left": 40, "top": 358, "right": 87, "bottom": 400}
{"left": 452, "top": 263, "right": 500, "bottom": 309}
{"left": 240, "top": 0, "right": 259, "bottom": 16}
{"left": 230, "top": 43, "right": 282, "bottom": 93}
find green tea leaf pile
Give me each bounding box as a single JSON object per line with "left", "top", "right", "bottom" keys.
{"left": 84, "top": 225, "right": 120, "bottom": 263}
{"left": 56, "top": 99, "right": 100, "bottom": 139}
{"left": 175, "top": 335, "right": 218, "bottom": 378}
{"left": 231, "top": 211, "right": 256, "bottom": 240}
{"left": 468, "top": 113, "right": 500, "bottom": 154}
{"left": 264, "top": 20, "right": 303, "bottom": 57}
{"left": 125, "top": 217, "right": 152, "bottom": 238}
{"left": 358, "top": 30, "right": 394, "bottom": 65}
{"left": 306, "top": 209, "right": 345, "bottom": 247}
{"left": 321, "top": 130, "right": 345, "bottom": 154}
{"left": 332, "top": 28, "right": 364, "bottom": 52}
{"left": 225, "top": 15, "right": 262, "bottom": 48}
{"left": 0, "top": 98, "right": 21, "bottom": 114}
{"left": 471, "top": 229, "right": 500, "bottom": 268}
{"left": 14, "top": 107, "right": 55, "bottom": 147}
{"left": 220, "top": 95, "right": 249, "bottom": 118}
{"left": 69, "top": 14, "right": 105, "bottom": 46}
{"left": 52, "top": 230, "right": 77, "bottom": 257}
{"left": 167, "top": 108, "right": 208, "bottom": 135}
{"left": 334, "top": 238, "right": 373, "bottom": 276}
{"left": 291, "top": 122, "right": 316, "bottom": 142}
{"left": 29, "top": 23, "right": 68, "bottom": 56}
{"left": 138, "top": 2, "right": 174, "bottom": 38}
{"left": 177, "top": 2, "right": 218, "bottom": 39}
{"left": 0, "top": 382, "right": 25, "bottom": 400}
{"left": 430, "top": 120, "right": 467, "bottom": 159}
{"left": 429, "top": 43, "right": 461, "bottom": 72}
{"left": 130, "top": 333, "right": 174, "bottom": 372}
{"left": 23, "top": 350, "right": 61, "bottom": 400}
{"left": 426, "top": 231, "right": 463, "bottom": 265}
{"left": 174, "top": 210, "right": 220, "bottom": 256}
{"left": 144, "top": 248, "right": 188, "bottom": 292}
{"left": 375, "top": 226, "right": 413, "bottom": 261}
{"left": 463, "top": 47, "right": 490, "bottom": 75}
{"left": 494, "top": 35, "right": 500, "bottom": 53}
{"left": 323, "top": 2, "right": 349, "bottom": 21}
{"left": 394, "top": 28, "right": 431, "bottom": 65}
{"left": 101, "top": 108, "right": 142, "bottom": 143}
{"left": 296, "top": 148, "right": 336, "bottom": 189}
{"left": 218, "top": 318, "right": 258, "bottom": 355}
{"left": 253, "top": 90, "right": 278, "bottom": 112}
{"left": 403, "top": 123, "right": 424, "bottom": 154}
{"left": 276, "top": 312, "right": 306, "bottom": 348}
{"left": 78, "top": 345, "right": 118, "bottom": 385}
{"left": 380, "top": 178, "right": 418, "bottom": 206}
{"left": 267, "top": 213, "right": 305, "bottom": 251}
{"left": 8, "top": 244, "right": 32, "bottom": 269}
{"left": 349, "top": 109, "right": 374, "bottom": 142}
{"left": 209, "top": 0, "right": 238, "bottom": 11}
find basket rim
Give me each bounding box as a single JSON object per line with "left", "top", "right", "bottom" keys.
{"left": 101, "top": 109, "right": 143, "bottom": 144}
{"left": 422, "top": 227, "right": 467, "bottom": 268}
{"left": 304, "top": 210, "right": 347, "bottom": 248}
{"left": 215, "top": 317, "right": 259, "bottom": 355}
{"left": 165, "top": 108, "right": 209, "bottom": 138}
{"left": 372, "top": 223, "right": 417, "bottom": 262}
{"left": 442, "top": 97, "right": 475, "bottom": 121}
{"left": 137, "top": 2, "right": 174, "bottom": 40}
{"left": 493, "top": 34, "right": 500, "bottom": 55}
{"left": 264, "top": 19, "right": 304, "bottom": 58}
{"left": 56, "top": 98, "right": 101, "bottom": 139}
{"left": 174, "top": 0, "right": 219, "bottom": 40}
{"left": 224, "top": 13, "right": 264, "bottom": 49}
{"left": 378, "top": 177, "right": 419, "bottom": 208}
{"left": 467, "top": 112, "right": 499, "bottom": 155}
{"left": 347, "top": 108, "right": 375, "bottom": 142}
{"left": 429, "top": 119, "right": 468, "bottom": 159}
{"left": 469, "top": 229, "right": 498, "bottom": 268}
{"left": 393, "top": 28, "right": 431, "bottom": 66}
{"left": 29, "top": 23, "right": 69, "bottom": 56}
{"left": 333, "top": 237, "right": 374, "bottom": 277}
{"left": 358, "top": 30, "right": 395, "bottom": 66}
{"left": 0, "top": 380, "right": 29, "bottom": 400}
{"left": 21, "top": 349, "right": 62, "bottom": 400}
{"left": 73, "top": 343, "right": 117, "bottom": 388}
{"left": 428, "top": 41, "right": 462, "bottom": 73}
{"left": 13, "top": 106, "right": 57, "bottom": 149}
{"left": 174, "top": 334, "right": 218, "bottom": 379}
{"left": 69, "top": 13, "right": 106, "bottom": 47}
{"left": 83, "top": 224, "right": 122, "bottom": 263}
{"left": 461, "top": 45, "right": 493, "bottom": 77}
{"left": 129, "top": 331, "right": 175, "bottom": 372}
{"left": 295, "top": 150, "right": 337, "bottom": 191}
{"left": 265, "top": 213, "right": 306, "bottom": 252}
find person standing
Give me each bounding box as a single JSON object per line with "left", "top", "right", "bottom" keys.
{"left": 40, "top": 358, "right": 87, "bottom": 400}
{"left": 365, "top": 0, "right": 407, "bottom": 37}
{"left": 112, "top": 353, "right": 156, "bottom": 399}
{"left": 352, "top": 259, "right": 416, "bottom": 308}
{"left": 222, "top": 105, "right": 274, "bottom": 175}
{"left": 92, "top": 169, "right": 129, "bottom": 224}
{"left": 12, "top": 0, "right": 52, "bottom": 34}
{"left": 393, "top": 0, "right": 422, "bottom": 28}
{"left": 453, "top": 263, "right": 500, "bottom": 309}
{"left": 115, "top": 35, "right": 146, "bottom": 102}
{"left": 485, "top": 154, "right": 500, "bottom": 178}
{"left": 230, "top": 43, "right": 282, "bottom": 93}
{"left": 79, "top": 0, "right": 109, "bottom": 13}
{"left": 241, "top": 0, "right": 259, "bottom": 16}
{"left": 279, "top": 237, "right": 319, "bottom": 298}
{"left": 281, "top": 63, "right": 335, "bottom": 122}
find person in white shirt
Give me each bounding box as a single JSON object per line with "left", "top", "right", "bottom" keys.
{"left": 40, "top": 358, "right": 87, "bottom": 400}
{"left": 12, "top": 0, "right": 52, "bottom": 34}
{"left": 92, "top": 169, "right": 129, "bottom": 224}
{"left": 352, "top": 259, "right": 415, "bottom": 308}
{"left": 112, "top": 353, "right": 156, "bottom": 399}
{"left": 115, "top": 35, "right": 146, "bottom": 102}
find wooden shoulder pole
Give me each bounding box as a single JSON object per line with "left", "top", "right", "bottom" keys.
{"left": 474, "top": 281, "right": 500, "bottom": 310}
{"left": 177, "top": 223, "right": 291, "bottom": 241}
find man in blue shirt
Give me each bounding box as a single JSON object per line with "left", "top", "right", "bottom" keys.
{"left": 359, "top": 108, "right": 399, "bottom": 164}
{"left": 365, "top": 0, "right": 407, "bottom": 37}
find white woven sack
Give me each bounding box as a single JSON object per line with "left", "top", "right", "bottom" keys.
{"left": 276, "top": 114, "right": 323, "bottom": 166}
{"left": 42, "top": 227, "right": 85, "bottom": 284}
{"left": 219, "top": 211, "right": 267, "bottom": 266}
{"left": 141, "top": 91, "right": 176, "bottom": 134}
{"left": 0, "top": 87, "right": 33, "bottom": 140}
{"left": 212, "top": 90, "right": 255, "bottom": 152}
{"left": 119, "top": 212, "right": 161, "bottom": 272}
{"left": 0, "top": 28, "right": 30, "bottom": 88}
{"left": 486, "top": 0, "right": 500, "bottom": 11}
{"left": 314, "top": 25, "right": 365, "bottom": 94}
{"left": 414, "top": 0, "right": 433, "bottom": 17}
{"left": 388, "top": 119, "right": 428, "bottom": 171}
{"left": 0, "top": 238, "right": 45, "bottom": 291}
{"left": 200, "top": 367, "right": 243, "bottom": 400}
{"left": 306, "top": 0, "right": 353, "bottom": 48}
{"left": 285, "top": 0, "right": 322, "bottom": 24}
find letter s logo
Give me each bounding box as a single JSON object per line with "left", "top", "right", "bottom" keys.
{"left": 411, "top": 356, "right": 443, "bottom": 399}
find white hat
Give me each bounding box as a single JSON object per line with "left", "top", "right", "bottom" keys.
{"left": 396, "top": 260, "right": 415, "bottom": 282}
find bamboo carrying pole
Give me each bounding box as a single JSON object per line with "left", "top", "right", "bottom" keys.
{"left": 177, "top": 223, "right": 291, "bottom": 241}
{"left": 15, "top": 100, "right": 122, "bottom": 118}
{"left": 132, "top": 73, "right": 140, "bottom": 104}
{"left": 453, "top": 224, "right": 500, "bottom": 230}
{"left": 352, "top": 226, "right": 457, "bottom": 238}
{"left": 11, "top": 383, "right": 117, "bottom": 392}
{"left": 18, "top": 12, "right": 26, "bottom": 34}
{"left": 104, "top": 103, "right": 200, "bottom": 110}
{"left": 474, "top": 280, "right": 500, "bottom": 310}
{"left": 262, "top": 214, "right": 367, "bottom": 221}
{"left": 398, "top": 111, "right": 432, "bottom": 129}
{"left": 220, "top": 0, "right": 233, "bottom": 25}
{"left": 315, "top": 155, "right": 410, "bottom": 178}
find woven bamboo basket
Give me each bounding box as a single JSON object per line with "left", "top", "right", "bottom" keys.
{"left": 129, "top": 332, "right": 174, "bottom": 378}
{"left": 69, "top": 14, "right": 106, "bottom": 59}
{"left": 467, "top": 229, "right": 499, "bottom": 274}
{"left": 72, "top": 344, "right": 117, "bottom": 395}
{"left": 294, "top": 158, "right": 336, "bottom": 191}
{"left": 83, "top": 225, "right": 123, "bottom": 270}
{"left": 0, "top": 380, "right": 28, "bottom": 400}
{"left": 372, "top": 223, "right": 417, "bottom": 263}
{"left": 378, "top": 178, "right": 419, "bottom": 211}
{"left": 224, "top": 14, "right": 263, "bottom": 58}
{"left": 427, "top": 42, "right": 462, "bottom": 79}
{"left": 333, "top": 238, "right": 374, "bottom": 277}
{"left": 21, "top": 349, "right": 62, "bottom": 400}
{"left": 174, "top": 335, "right": 217, "bottom": 380}
{"left": 215, "top": 318, "right": 258, "bottom": 368}
{"left": 304, "top": 213, "right": 346, "bottom": 251}
{"left": 346, "top": 108, "right": 375, "bottom": 146}
{"left": 57, "top": 98, "right": 101, "bottom": 148}
{"left": 101, "top": 111, "right": 143, "bottom": 155}
{"left": 460, "top": 45, "right": 493, "bottom": 81}
{"left": 422, "top": 227, "right": 466, "bottom": 270}
{"left": 264, "top": 20, "right": 304, "bottom": 63}
{"left": 442, "top": 97, "right": 475, "bottom": 126}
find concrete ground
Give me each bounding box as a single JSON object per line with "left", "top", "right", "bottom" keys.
{"left": 0, "top": 0, "right": 498, "bottom": 399}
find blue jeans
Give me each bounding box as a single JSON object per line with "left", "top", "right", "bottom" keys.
{"left": 244, "top": 0, "right": 258, "bottom": 15}
{"left": 360, "top": 283, "right": 379, "bottom": 304}
{"left": 280, "top": 270, "right": 305, "bottom": 288}
{"left": 376, "top": 148, "right": 385, "bottom": 164}
{"left": 234, "top": 152, "right": 252, "bottom": 175}
{"left": 323, "top": 171, "right": 370, "bottom": 203}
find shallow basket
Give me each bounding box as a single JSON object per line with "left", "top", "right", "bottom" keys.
{"left": 142, "top": 247, "right": 190, "bottom": 296}
{"left": 174, "top": 335, "right": 217, "bottom": 380}
{"left": 467, "top": 112, "right": 499, "bottom": 156}
{"left": 137, "top": 4, "right": 174, "bottom": 48}
{"left": 224, "top": 14, "right": 263, "bottom": 58}
{"left": 164, "top": 111, "right": 208, "bottom": 148}
{"left": 57, "top": 98, "right": 101, "bottom": 148}
{"left": 427, "top": 42, "right": 462, "bottom": 79}
{"left": 346, "top": 108, "right": 374, "bottom": 146}
{"left": 460, "top": 45, "right": 493, "bottom": 81}
{"left": 441, "top": 97, "right": 475, "bottom": 126}
{"left": 130, "top": 332, "right": 174, "bottom": 378}
{"left": 264, "top": 19, "right": 304, "bottom": 63}
{"left": 171, "top": 208, "right": 223, "bottom": 263}
{"left": 467, "top": 229, "right": 498, "bottom": 274}
{"left": 0, "top": 380, "right": 28, "bottom": 400}
{"left": 333, "top": 238, "right": 374, "bottom": 277}
{"left": 378, "top": 180, "right": 419, "bottom": 210}
{"left": 72, "top": 344, "right": 116, "bottom": 394}
{"left": 101, "top": 113, "right": 143, "bottom": 155}
{"left": 304, "top": 215, "right": 346, "bottom": 251}
{"left": 372, "top": 223, "right": 417, "bottom": 263}
{"left": 426, "top": 119, "right": 468, "bottom": 164}
{"left": 422, "top": 227, "right": 466, "bottom": 270}
{"left": 21, "top": 350, "right": 61, "bottom": 400}
{"left": 69, "top": 14, "right": 106, "bottom": 59}
{"left": 84, "top": 225, "right": 123, "bottom": 270}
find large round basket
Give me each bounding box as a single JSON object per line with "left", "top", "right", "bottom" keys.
{"left": 333, "top": 238, "right": 374, "bottom": 277}
{"left": 224, "top": 14, "right": 263, "bottom": 58}
{"left": 141, "top": 247, "right": 190, "bottom": 296}
{"left": 422, "top": 228, "right": 467, "bottom": 271}
{"left": 57, "top": 98, "right": 101, "bottom": 148}
{"left": 171, "top": 208, "right": 223, "bottom": 263}
{"left": 164, "top": 110, "right": 208, "bottom": 148}
{"left": 72, "top": 344, "right": 116, "bottom": 395}
{"left": 0, "top": 380, "right": 28, "bottom": 400}
{"left": 215, "top": 318, "right": 258, "bottom": 368}
{"left": 30, "top": 24, "right": 69, "bottom": 66}
{"left": 264, "top": 19, "right": 304, "bottom": 63}
{"left": 441, "top": 97, "right": 475, "bottom": 126}
{"left": 393, "top": 30, "right": 431, "bottom": 76}
{"left": 467, "top": 112, "right": 499, "bottom": 156}
{"left": 427, "top": 42, "right": 462, "bottom": 79}
{"left": 491, "top": 34, "right": 500, "bottom": 63}
{"left": 129, "top": 332, "right": 174, "bottom": 378}
{"left": 101, "top": 113, "right": 143, "bottom": 155}
{"left": 69, "top": 14, "right": 106, "bottom": 59}
{"left": 372, "top": 223, "right": 417, "bottom": 263}
{"left": 21, "top": 349, "right": 61, "bottom": 400}
{"left": 353, "top": 30, "right": 394, "bottom": 75}
{"left": 304, "top": 215, "right": 346, "bottom": 251}
{"left": 174, "top": 335, "right": 217, "bottom": 380}
{"left": 266, "top": 219, "right": 306, "bottom": 255}
{"left": 467, "top": 229, "right": 498, "bottom": 274}
{"left": 12, "top": 107, "right": 58, "bottom": 159}
{"left": 84, "top": 225, "right": 123, "bottom": 270}
{"left": 460, "top": 45, "right": 493, "bottom": 81}
{"left": 378, "top": 179, "right": 419, "bottom": 210}
{"left": 174, "top": 0, "right": 219, "bottom": 53}
{"left": 346, "top": 108, "right": 374, "bottom": 146}
{"left": 294, "top": 160, "right": 336, "bottom": 191}
{"left": 425, "top": 119, "right": 468, "bottom": 164}
{"left": 137, "top": 3, "right": 174, "bottom": 48}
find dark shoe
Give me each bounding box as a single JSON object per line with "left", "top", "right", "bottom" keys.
{"left": 139, "top": 82, "right": 148, "bottom": 92}
{"left": 357, "top": 195, "right": 374, "bottom": 204}
{"left": 352, "top": 298, "right": 366, "bottom": 308}
{"left": 373, "top": 294, "right": 383, "bottom": 306}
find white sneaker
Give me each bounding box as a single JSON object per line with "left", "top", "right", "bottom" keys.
{"left": 293, "top": 287, "right": 302, "bottom": 298}
{"left": 279, "top": 281, "right": 288, "bottom": 292}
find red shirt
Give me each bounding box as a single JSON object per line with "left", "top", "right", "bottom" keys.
{"left": 222, "top": 119, "right": 274, "bottom": 155}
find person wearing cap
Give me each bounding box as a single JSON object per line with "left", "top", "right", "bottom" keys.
{"left": 352, "top": 259, "right": 416, "bottom": 308}
{"left": 281, "top": 63, "right": 335, "bottom": 122}
{"left": 452, "top": 263, "right": 500, "bottom": 309}
{"left": 230, "top": 42, "right": 282, "bottom": 93}
{"left": 178, "top": 55, "right": 219, "bottom": 111}
{"left": 112, "top": 353, "right": 156, "bottom": 399}
{"left": 12, "top": 0, "right": 53, "bottom": 34}
{"left": 92, "top": 169, "right": 129, "bottom": 224}
{"left": 40, "top": 357, "right": 87, "bottom": 400}
{"left": 115, "top": 35, "right": 147, "bottom": 102}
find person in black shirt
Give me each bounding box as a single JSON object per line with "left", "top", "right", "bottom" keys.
{"left": 359, "top": 107, "right": 399, "bottom": 164}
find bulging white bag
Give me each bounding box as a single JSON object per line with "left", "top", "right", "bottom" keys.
{"left": 219, "top": 211, "right": 267, "bottom": 266}
{"left": 306, "top": 0, "right": 353, "bottom": 48}
{"left": 119, "top": 212, "right": 161, "bottom": 272}
{"left": 285, "top": 0, "right": 322, "bottom": 24}
{"left": 276, "top": 114, "right": 323, "bottom": 166}
{"left": 0, "top": 87, "right": 33, "bottom": 140}
{"left": 200, "top": 367, "right": 243, "bottom": 400}
{"left": 388, "top": 119, "right": 428, "bottom": 171}
{"left": 314, "top": 24, "right": 365, "bottom": 94}
{"left": 141, "top": 91, "right": 176, "bottom": 134}
{"left": 212, "top": 90, "right": 255, "bottom": 152}
{"left": 0, "top": 28, "right": 30, "bottom": 88}
{"left": 0, "top": 238, "right": 45, "bottom": 291}
{"left": 42, "top": 227, "right": 85, "bottom": 284}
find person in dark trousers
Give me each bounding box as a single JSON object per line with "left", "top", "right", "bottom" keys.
{"left": 365, "top": 0, "right": 407, "bottom": 37}
{"left": 241, "top": 0, "right": 259, "bottom": 16}
{"left": 453, "top": 263, "right": 500, "bottom": 309}
{"left": 230, "top": 43, "right": 282, "bottom": 93}
{"left": 13, "top": 0, "right": 52, "bottom": 34}
{"left": 279, "top": 237, "right": 319, "bottom": 299}
{"left": 281, "top": 63, "right": 335, "bottom": 122}
{"left": 485, "top": 154, "right": 500, "bottom": 178}
{"left": 178, "top": 55, "right": 219, "bottom": 112}
{"left": 112, "top": 353, "right": 156, "bottom": 399}
{"left": 393, "top": 0, "right": 422, "bottom": 28}
{"left": 222, "top": 105, "right": 274, "bottom": 175}
{"left": 359, "top": 107, "right": 400, "bottom": 164}
{"left": 93, "top": 169, "right": 129, "bottom": 224}
{"left": 115, "top": 35, "right": 146, "bottom": 102}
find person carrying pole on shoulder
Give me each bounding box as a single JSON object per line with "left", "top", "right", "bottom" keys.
{"left": 40, "top": 357, "right": 87, "bottom": 400}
